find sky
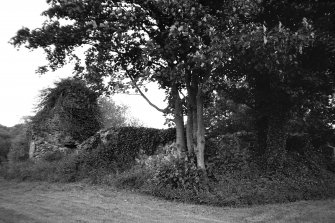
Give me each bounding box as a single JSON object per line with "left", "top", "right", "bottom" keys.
{"left": 0, "top": 0, "right": 167, "bottom": 128}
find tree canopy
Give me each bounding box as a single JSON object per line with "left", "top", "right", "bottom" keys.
{"left": 12, "top": 0, "right": 335, "bottom": 170}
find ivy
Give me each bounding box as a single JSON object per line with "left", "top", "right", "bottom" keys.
{"left": 82, "top": 127, "right": 175, "bottom": 171}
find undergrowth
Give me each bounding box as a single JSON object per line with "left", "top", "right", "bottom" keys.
{"left": 1, "top": 138, "right": 335, "bottom": 207}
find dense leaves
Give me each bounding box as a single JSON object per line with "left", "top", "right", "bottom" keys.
{"left": 0, "top": 125, "right": 11, "bottom": 163}
{"left": 32, "top": 78, "right": 101, "bottom": 142}
{"left": 11, "top": 0, "right": 335, "bottom": 169}
{"left": 82, "top": 127, "right": 176, "bottom": 171}
{"left": 98, "top": 97, "right": 142, "bottom": 128}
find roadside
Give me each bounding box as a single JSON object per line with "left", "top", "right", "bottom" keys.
{"left": 0, "top": 178, "right": 335, "bottom": 223}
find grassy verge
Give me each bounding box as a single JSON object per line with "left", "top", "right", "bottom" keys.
{"left": 1, "top": 150, "right": 335, "bottom": 208}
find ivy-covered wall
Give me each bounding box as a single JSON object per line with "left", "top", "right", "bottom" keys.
{"left": 28, "top": 79, "right": 101, "bottom": 160}
{"left": 78, "top": 127, "right": 176, "bottom": 171}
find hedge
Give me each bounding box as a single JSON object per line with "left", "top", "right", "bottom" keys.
{"left": 80, "top": 127, "right": 176, "bottom": 171}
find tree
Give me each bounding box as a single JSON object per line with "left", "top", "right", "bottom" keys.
{"left": 98, "top": 96, "right": 143, "bottom": 128}
{"left": 11, "top": 0, "right": 335, "bottom": 171}
{"left": 11, "top": 0, "right": 219, "bottom": 170}
{"left": 204, "top": 93, "right": 254, "bottom": 139}
{"left": 208, "top": 0, "right": 335, "bottom": 167}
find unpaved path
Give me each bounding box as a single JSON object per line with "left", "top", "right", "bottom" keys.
{"left": 0, "top": 178, "right": 335, "bottom": 223}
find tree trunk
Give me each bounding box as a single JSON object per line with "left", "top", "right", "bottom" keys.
{"left": 255, "top": 115, "right": 268, "bottom": 157}
{"left": 186, "top": 113, "right": 194, "bottom": 155}
{"left": 186, "top": 74, "right": 196, "bottom": 156}
{"left": 265, "top": 115, "right": 288, "bottom": 169}
{"left": 254, "top": 72, "right": 291, "bottom": 169}
{"left": 191, "top": 78, "right": 198, "bottom": 154}
{"left": 172, "top": 84, "right": 186, "bottom": 155}
{"left": 195, "top": 86, "right": 206, "bottom": 170}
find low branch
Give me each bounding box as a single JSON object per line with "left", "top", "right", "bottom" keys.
{"left": 127, "top": 74, "right": 168, "bottom": 113}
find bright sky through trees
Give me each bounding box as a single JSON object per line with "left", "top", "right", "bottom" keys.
{"left": 0, "top": 0, "right": 166, "bottom": 128}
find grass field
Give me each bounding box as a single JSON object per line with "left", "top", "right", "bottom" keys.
{"left": 1, "top": 178, "right": 335, "bottom": 223}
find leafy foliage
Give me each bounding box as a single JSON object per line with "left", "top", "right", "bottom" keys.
{"left": 6, "top": 0, "right": 335, "bottom": 207}
{"left": 206, "top": 132, "right": 256, "bottom": 176}
{"left": 32, "top": 78, "right": 101, "bottom": 142}
{"left": 83, "top": 127, "right": 176, "bottom": 171}
{"left": 0, "top": 125, "right": 11, "bottom": 163}
{"left": 11, "top": 0, "right": 335, "bottom": 169}
{"left": 204, "top": 94, "right": 254, "bottom": 138}
{"left": 98, "top": 97, "right": 142, "bottom": 128}
{"left": 7, "top": 124, "right": 30, "bottom": 163}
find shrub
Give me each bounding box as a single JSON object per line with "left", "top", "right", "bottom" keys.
{"left": 113, "top": 167, "right": 152, "bottom": 189}
{"left": 206, "top": 132, "right": 255, "bottom": 179}
{"left": 134, "top": 143, "right": 209, "bottom": 201}
{"left": 0, "top": 160, "right": 58, "bottom": 182}
{"left": 139, "top": 133, "right": 335, "bottom": 206}
{"left": 0, "top": 125, "right": 11, "bottom": 163}
{"left": 42, "top": 150, "right": 63, "bottom": 162}
{"left": 7, "top": 124, "right": 30, "bottom": 163}
{"left": 150, "top": 158, "right": 208, "bottom": 193}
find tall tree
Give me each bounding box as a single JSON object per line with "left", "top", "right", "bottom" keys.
{"left": 209, "top": 0, "right": 335, "bottom": 167}
{"left": 12, "top": 0, "right": 334, "bottom": 170}
{"left": 11, "top": 0, "right": 219, "bottom": 169}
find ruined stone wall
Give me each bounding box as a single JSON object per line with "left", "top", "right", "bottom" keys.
{"left": 29, "top": 108, "right": 79, "bottom": 160}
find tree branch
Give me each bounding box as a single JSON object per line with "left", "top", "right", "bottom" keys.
{"left": 127, "top": 73, "right": 168, "bottom": 113}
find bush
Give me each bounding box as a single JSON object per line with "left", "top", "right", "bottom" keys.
{"left": 136, "top": 133, "right": 335, "bottom": 207}
{"left": 132, "top": 143, "right": 210, "bottom": 202}
{"left": 206, "top": 132, "right": 255, "bottom": 179}
{"left": 7, "top": 124, "right": 30, "bottom": 163}
{"left": 0, "top": 160, "right": 58, "bottom": 182}
{"left": 150, "top": 158, "right": 207, "bottom": 193}
{"left": 113, "top": 167, "right": 153, "bottom": 189}
{"left": 2, "top": 129, "right": 335, "bottom": 208}
{"left": 0, "top": 125, "right": 11, "bottom": 163}
{"left": 42, "top": 150, "right": 64, "bottom": 162}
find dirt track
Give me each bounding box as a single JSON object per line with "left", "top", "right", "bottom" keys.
{"left": 1, "top": 178, "right": 335, "bottom": 223}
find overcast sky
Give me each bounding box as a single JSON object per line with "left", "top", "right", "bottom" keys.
{"left": 0, "top": 0, "right": 167, "bottom": 128}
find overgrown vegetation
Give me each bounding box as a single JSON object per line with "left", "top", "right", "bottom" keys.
{"left": 98, "top": 97, "right": 143, "bottom": 128}
{"left": 0, "top": 125, "right": 11, "bottom": 163}
{"left": 31, "top": 78, "right": 101, "bottom": 142}
{"left": 0, "top": 127, "right": 175, "bottom": 183}
{"left": 1, "top": 131, "right": 335, "bottom": 207}
{"left": 2, "top": 0, "right": 335, "bottom": 208}
{"left": 78, "top": 127, "right": 176, "bottom": 171}
{"left": 0, "top": 123, "right": 30, "bottom": 164}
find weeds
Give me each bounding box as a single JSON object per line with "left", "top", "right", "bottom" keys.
{"left": 1, "top": 141, "right": 335, "bottom": 208}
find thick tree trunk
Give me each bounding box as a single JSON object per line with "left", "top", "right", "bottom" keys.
{"left": 255, "top": 115, "right": 268, "bottom": 157}
{"left": 186, "top": 114, "right": 194, "bottom": 155}
{"left": 191, "top": 78, "right": 198, "bottom": 154}
{"left": 254, "top": 72, "right": 291, "bottom": 169}
{"left": 186, "top": 74, "right": 197, "bottom": 156}
{"left": 172, "top": 84, "right": 186, "bottom": 155}
{"left": 195, "top": 86, "right": 206, "bottom": 170}
{"left": 265, "top": 115, "right": 288, "bottom": 168}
